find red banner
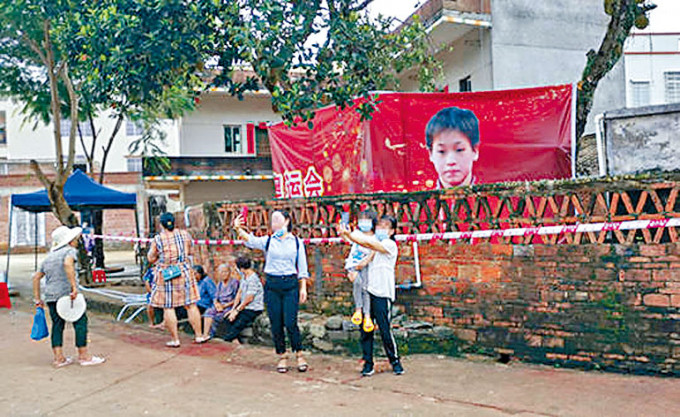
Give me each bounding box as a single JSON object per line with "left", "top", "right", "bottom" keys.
{"left": 269, "top": 85, "right": 574, "bottom": 198}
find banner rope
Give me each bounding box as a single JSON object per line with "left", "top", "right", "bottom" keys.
{"left": 88, "top": 217, "right": 679, "bottom": 246}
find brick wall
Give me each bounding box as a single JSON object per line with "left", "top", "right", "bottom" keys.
{"left": 189, "top": 232, "right": 680, "bottom": 375}
{"left": 182, "top": 174, "right": 680, "bottom": 375}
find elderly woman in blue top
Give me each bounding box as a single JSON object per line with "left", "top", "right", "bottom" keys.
{"left": 233, "top": 210, "right": 309, "bottom": 373}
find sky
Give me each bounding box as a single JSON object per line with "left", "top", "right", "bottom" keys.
{"left": 368, "top": 0, "right": 680, "bottom": 32}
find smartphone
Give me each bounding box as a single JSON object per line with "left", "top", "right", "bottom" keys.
{"left": 240, "top": 206, "right": 248, "bottom": 222}
{"left": 341, "top": 211, "right": 350, "bottom": 228}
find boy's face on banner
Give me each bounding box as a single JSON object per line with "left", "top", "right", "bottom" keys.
{"left": 429, "top": 129, "right": 479, "bottom": 188}
{"left": 269, "top": 85, "right": 575, "bottom": 198}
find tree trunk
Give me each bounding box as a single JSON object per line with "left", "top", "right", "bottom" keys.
{"left": 24, "top": 18, "right": 91, "bottom": 282}
{"left": 575, "top": 0, "right": 656, "bottom": 156}
{"left": 31, "top": 162, "right": 93, "bottom": 284}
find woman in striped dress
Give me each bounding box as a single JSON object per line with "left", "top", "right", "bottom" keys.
{"left": 148, "top": 212, "right": 203, "bottom": 347}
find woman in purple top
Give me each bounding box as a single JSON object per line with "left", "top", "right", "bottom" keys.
{"left": 197, "top": 263, "right": 240, "bottom": 341}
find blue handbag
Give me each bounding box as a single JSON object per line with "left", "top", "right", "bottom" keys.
{"left": 161, "top": 265, "right": 182, "bottom": 281}
{"left": 31, "top": 307, "right": 49, "bottom": 341}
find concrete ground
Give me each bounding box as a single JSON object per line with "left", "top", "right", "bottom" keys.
{"left": 3, "top": 252, "right": 680, "bottom": 416}
{"left": 4, "top": 251, "right": 140, "bottom": 294}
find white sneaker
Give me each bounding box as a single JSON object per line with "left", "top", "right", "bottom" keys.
{"left": 165, "top": 340, "right": 181, "bottom": 348}
{"left": 80, "top": 355, "right": 106, "bottom": 366}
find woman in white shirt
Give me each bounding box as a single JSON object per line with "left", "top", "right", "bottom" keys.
{"left": 338, "top": 215, "right": 404, "bottom": 377}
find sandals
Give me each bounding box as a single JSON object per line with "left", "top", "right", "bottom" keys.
{"left": 79, "top": 356, "right": 106, "bottom": 366}
{"left": 277, "top": 357, "right": 288, "bottom": 373}
{"left": 165, "top": 340, "right": 181, "bottom": 348}
{"left": 52, "top": 357, "right": 74, "bottom": 368}
{"left": 276, "top": 354, "right": 308, "bottom": 373}
{"left": 296, "top": 354, "right": 309, "bottom": 373}
{"left": 194, "top": 336, "right": 210, "bottom": 344}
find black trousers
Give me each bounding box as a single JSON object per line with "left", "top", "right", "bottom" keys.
{"left": 47, "top": 301, "right": 88, "bottom": 349}
{"left": 265, "top": 275, "right": 302, "bottom": 354}
{"left": 360, "top": 294, "right": 399, "bottom": 365}
{"left": 216, "top": 310, "right": 261, "bottom": 341}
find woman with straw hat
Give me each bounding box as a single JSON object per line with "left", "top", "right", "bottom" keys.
{"left": 32, "top": 226, "right": 105, "bottom": 368}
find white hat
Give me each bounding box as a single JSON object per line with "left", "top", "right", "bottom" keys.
{"left": 51, "top": 226, "right": 83, "bottom": 252}
{"left": 56, "top": 293, "right": 87, "bottom": 322}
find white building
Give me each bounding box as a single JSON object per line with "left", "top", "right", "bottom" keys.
{"left": 0, "top": 99, "right": 180, "bottom": 243}
{"left": 142, "top": 90, "right": 279, "bottom": 213}
{"left": 624, "top": 32, "right": 680, "bottom": 107}
{"left": 397, "top": 0, "right": 626, "bottom": 134}
{"left": 0, "top": 99, "right": 179, "bottom": 173}
{"left": 0, "top": 86, "right": 280, "bottom": 228}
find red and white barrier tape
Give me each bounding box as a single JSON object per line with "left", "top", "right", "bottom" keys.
{"left": 89, "top": 217, "right": 679, "bottom": 246}
{"left": 394, "top": 218, "right": 679, "bottom": 243}
{"left": 89, "top": 234, "right": 244, "bottom": 246}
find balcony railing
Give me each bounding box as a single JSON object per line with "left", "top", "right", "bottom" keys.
{"left": 399, "top": 0, "right": 491, "bottom": 30}
{"left": 142, "top": 156, "right": 273, "bottom": 178}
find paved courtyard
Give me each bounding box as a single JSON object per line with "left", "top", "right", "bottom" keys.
{"left": 3, "top": 252, "right": 680, "bottom": 416}
{"left": 2, "top": 299, "right": 680, "bottom": 416}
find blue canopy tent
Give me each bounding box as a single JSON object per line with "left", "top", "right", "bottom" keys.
{"left": 5, "top": 170, "right": 139, "bottom": 286}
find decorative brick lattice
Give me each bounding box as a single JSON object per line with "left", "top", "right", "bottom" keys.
{"left": 210, "top": 175, "right": 680, "bottom": 245}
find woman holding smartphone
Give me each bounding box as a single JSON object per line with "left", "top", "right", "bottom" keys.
{"left": 233, "top": 209, "right": 310, "bottom": 373}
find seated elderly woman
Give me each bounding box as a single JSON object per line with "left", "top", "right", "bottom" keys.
{"left": 214, "top": 255, "right": 264, "bottom": 343}
{"left": 195, "top": 263, "right": 240, "bottom": 343}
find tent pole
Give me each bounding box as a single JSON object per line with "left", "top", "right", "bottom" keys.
{"left": 134, "top": 207, "right": 141, "bottom": 239}
{"left": 5, "top": 205, "right": 13, "bottom": 288}
{"left": 34, "top": 212, "right": 38, "bottom": 271}
{"left": 134, "top": 208, "right": 142, "bottom": 278}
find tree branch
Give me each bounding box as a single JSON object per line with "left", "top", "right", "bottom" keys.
{"left": 349, "top": 0, "right": 374, "bottom": 12}
{"left": 575, "top": 0, "right": 655, "bottom": 147}
{"left": 77, "top": 123, "right": 91, "bottom": 168}
{"left": 60, "top": 62, "right": 79, "bottom": 184}
{"left": 19, "top": 32, "right": 48, "bottom": 65}
{"left": 98, "top": 114, "right": 124, "bottom": 183}
{"left": 41, "top": 19, "right": 64, "bottom": 180}
{"left": 88, "top": 112, "right": 98, "bottom": 169}
{"left": 29, "top": 159, "right": 52, "bottom": 189}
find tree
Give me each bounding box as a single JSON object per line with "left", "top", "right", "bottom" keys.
{"left": 576, "top": 0, "right": 656, "bottom": 143}
{"left": 54, "top": 0, "right": 214, "bottom": 267}
{"left": 0, "top": 0, "right": 439, "bottom": 272}
{"left": 0, "top": 0, "right": 84, "bottom": 226}
{"left": 201, "top": 0, "right": 440, "bottom": 126}
{"left": 0, "top": 0, "right": 220, "bottom": 268}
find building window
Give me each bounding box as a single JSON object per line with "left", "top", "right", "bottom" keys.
{"left": 665, "top": 71, "right": 680, "bottom": 104}
{"left": 459, "top": 76, "right": 472, "bottom": 92}
{"left": 60, "top": 119, "right": 93, "bottom": 137}
{"left": 255, "top": 126, "right": 270, "bottom": 157}
{"left": 126, "top": 120, "right": 145, "bottom": 137}
{"left": 0, "top": 110, "right": 6, "bottom": 144}
{"left": 630, "top": 80, "right": 651, "bottom": 107}
{"left": 127, "top": 157, "right": 142, "bottom": 172}
{"left": 224, "top": 124, "right": 242, "bottom": 153}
